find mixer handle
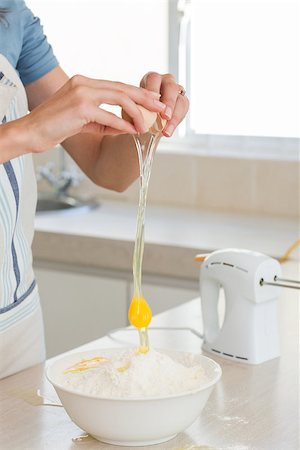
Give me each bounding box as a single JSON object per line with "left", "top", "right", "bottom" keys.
{"left": 200, "top": 278, "right": 221, "bottom": 343}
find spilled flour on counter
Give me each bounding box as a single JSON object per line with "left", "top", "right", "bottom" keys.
{"left": 59, "top": 349, "right": 208, "bottom": 398}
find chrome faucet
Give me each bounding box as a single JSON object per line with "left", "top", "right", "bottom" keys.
{"left": 37, "top": 145, "right": 84, "bottom": 195}
{"left": 36, "top": 145, "right": 98, "bottom": 212}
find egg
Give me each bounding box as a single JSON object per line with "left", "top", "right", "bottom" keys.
{"left": 122, "top": 105, "right": 166, "bottom": 133}
{"left": 123, "top": 105, "right": 165, "bottom": 354}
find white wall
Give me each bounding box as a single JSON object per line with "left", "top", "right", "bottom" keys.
{"left": 26, "top": 0, "right": 169, "bottom": 85}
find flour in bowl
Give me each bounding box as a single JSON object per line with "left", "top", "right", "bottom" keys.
{"left": 59, "top": 348, "right": 209, "bottom": 398}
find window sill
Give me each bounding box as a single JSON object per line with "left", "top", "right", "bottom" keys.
{"left": 158, "top": 135, "right": 299, "bottom": 162}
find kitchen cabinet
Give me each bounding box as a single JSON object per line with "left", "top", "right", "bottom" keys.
{"left": 34, "top": 265, "right": 198, "bottom": 358}
{"left": 35, "top": 267, "right": 128, "bottom": 357}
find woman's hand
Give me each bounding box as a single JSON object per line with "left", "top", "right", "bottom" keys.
{"left": 140, "top": 72, "right": 189, "bottom": 137}
{"left": 23, "top": 74, "right": 166, "bottom": 153}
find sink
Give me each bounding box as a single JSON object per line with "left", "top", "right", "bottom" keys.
{"left": 36, "top": 193, "right": 98, "bottom": 213}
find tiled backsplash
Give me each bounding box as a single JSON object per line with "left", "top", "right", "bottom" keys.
{"left": 33, "top": 146, "right": 299, "bottom": 218}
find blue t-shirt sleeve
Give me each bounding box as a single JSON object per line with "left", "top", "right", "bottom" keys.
{"left": 17, "top": 2, "right": 59, "bottom": 85}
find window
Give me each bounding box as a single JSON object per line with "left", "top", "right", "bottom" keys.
{"left": 169, "top": 0, "right": 299, "bottom": 159}
{"left": 27, "top": 0, "right": 299, "bottom": 160}
{"left": 26, "top": 0, "right": 168, "bottom": 86}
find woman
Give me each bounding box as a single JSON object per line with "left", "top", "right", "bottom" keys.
{"left": 0, "top": 0, "right": 189, "bottom": 379}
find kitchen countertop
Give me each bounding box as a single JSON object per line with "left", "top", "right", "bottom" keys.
{"left": 33, "top": 201, "right": 299, "bottom": 281}
{"left": 0, "top": 260, "right": 298, "bottom": 450}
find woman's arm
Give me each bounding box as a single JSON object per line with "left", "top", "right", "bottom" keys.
{"left": 0, "top": 116, "right": 35, "bottom": 164}
{"left": 23, "top": 67, "right": 188, "bottom": 192}
{"left": 84, "top": 72, "right": 190, "bottom": 191}
{"left": 0, "top": 68, "right": 157, "bottom": 165}
{"left": 24, "top": 67, "right": 169, "bottom": 191}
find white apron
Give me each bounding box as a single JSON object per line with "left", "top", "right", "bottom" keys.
{"left": 0, "top": 54, "right": 45, "bottom": 379}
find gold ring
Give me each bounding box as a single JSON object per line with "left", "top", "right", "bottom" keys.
{"left": 178, "top": 86, "right": 186, "bottom": 96}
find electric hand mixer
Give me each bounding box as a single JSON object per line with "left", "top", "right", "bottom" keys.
{"left": 196, "top": 248, "right": 299, "bottom": 364}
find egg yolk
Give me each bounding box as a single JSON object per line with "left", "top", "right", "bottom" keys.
{"left": 128, "top": 296, "right": 152, "bottom": 329}
{"left": 64, "top": 356, "right": 109, "bottom": 374}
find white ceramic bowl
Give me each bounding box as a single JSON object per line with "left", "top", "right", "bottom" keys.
{"left": 47, "top": 348, "right": 222, "bottom": 447}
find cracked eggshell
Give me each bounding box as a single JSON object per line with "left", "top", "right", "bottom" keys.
{"left": 122, "top": 105, "right": 166, "bottom": 133}
{"left": 151, "top": 114, "right": 167, "bottom": 134}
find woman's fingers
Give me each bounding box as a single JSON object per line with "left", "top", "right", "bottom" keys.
{"left": 163, "top": 93, "right": 190, "bottom": 137}
{"left": 140, "top": 71, "right": 162, "bottom": 95}
{"left": 140, "top": 72, "right": 190, "bottom": 136}
{"left": 159, "top": 74, "right": 181, "bottom": 121}
{"left": 117, "top": 83, "right": 165, "bottom": 115}
{"left": 140, "top": 72, "right": 182, "bottom": 121}
{"left": 69, "top": 75, "right": 166, "bottom": 115}
{"left": 80, "top": 87, "right": 150, "bottom": 133}
{"left": 68, "top": 73, "right": 189, "bottom": 138}
{"left": 70, "top": 74, "right": 159, "bottom": 97}
{"left": 141, "top": 72, "right": 190, "bottom": 137}
{"left": 139, "top": 72, "right": 167, "bottom": 114}
{"left": 91, "top": 108, "right": 137, "bottom": 134}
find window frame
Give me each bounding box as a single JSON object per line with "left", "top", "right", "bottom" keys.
{"left": 164, "top": 0, "right": 299, "bottom": 161}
